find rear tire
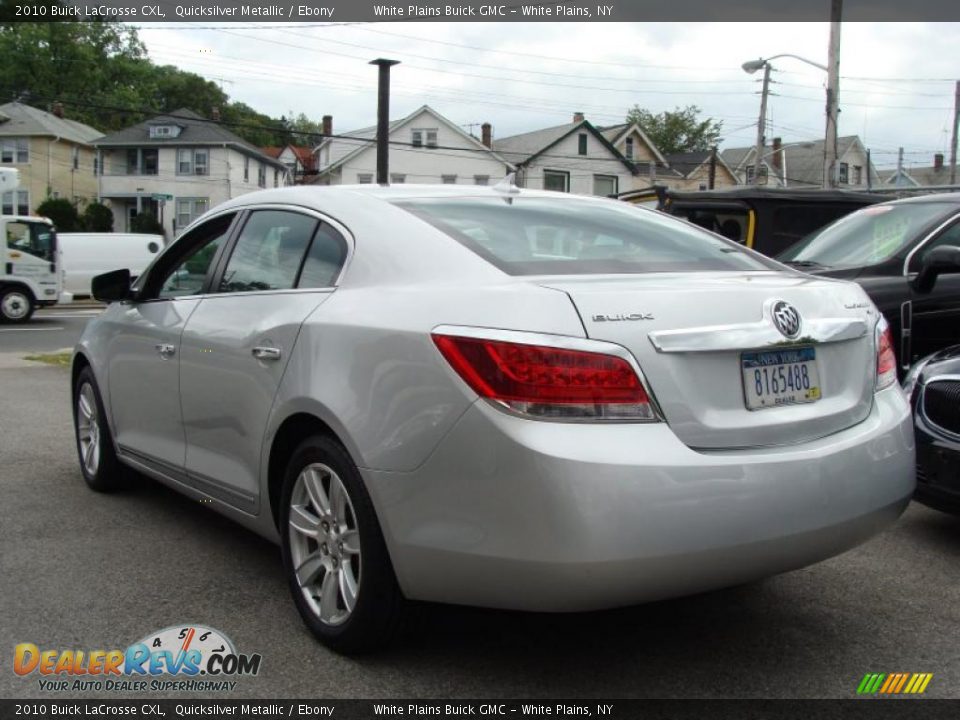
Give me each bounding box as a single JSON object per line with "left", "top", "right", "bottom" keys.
{"left": 0, "top": 286, "right": 34, "bottom": 323}
{"left": 73, "top": 366, "right": 127, "bottom": 492}
{"left": 280, "top": 434, "right": 406, "bottom": 654}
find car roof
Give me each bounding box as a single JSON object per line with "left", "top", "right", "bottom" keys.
{"left": 882, "top": 191, "right": 960, "bottom": 206}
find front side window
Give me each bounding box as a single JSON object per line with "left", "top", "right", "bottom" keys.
{"left": 396, "top": 197, "right": 774, "bottom": 276}
{"left": 543, "top": 170, "right": 569, "bottom": 193}
{"left": 6, "top": 221, "right": 54, "bottom": 262}
{"left": 780, "top": 202, "right": 956, "bottom": 269}
{"left": 218, "top": 210, "right": 318, "bottom": 293}
{"left": 909, "top": 220, "right": 960, "bottom": 272}
{"left": 153, "top": 216, "right": 234, "bottom": 300}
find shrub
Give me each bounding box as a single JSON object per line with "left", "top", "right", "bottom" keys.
{"left": 35, "top": 197, "right": 80, "bottom": 232}
{"left": 81, "top": 202, "right": 114, "bottom": 232}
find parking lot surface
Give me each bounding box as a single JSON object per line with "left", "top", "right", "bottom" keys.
{"left": 1, "top": 310, "right": 958, "bottom": 699}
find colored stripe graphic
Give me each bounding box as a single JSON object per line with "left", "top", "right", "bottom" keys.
{"left": 858, "top": 673, "right": 932, "bottom": 695}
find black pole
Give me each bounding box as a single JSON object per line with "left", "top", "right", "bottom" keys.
{"left": 370, "top": 58, "right": 400, "bottom": 185}
{"left": 708, "top": 146, "right": 717, "bottom": 189}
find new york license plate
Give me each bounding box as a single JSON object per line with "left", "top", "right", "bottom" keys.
{"left": 741, "top": 347, "right": 821, "bottom": 410}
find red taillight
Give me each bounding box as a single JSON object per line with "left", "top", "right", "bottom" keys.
{"left": 876, "top": 319, "right": 897, "bottom": 390}
{"left": 432, "top": 333, "right": 657, "bottom": 420}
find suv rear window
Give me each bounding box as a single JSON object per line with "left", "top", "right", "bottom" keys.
{"left": 395, "top": 197, "right": 773, "bottom": 275}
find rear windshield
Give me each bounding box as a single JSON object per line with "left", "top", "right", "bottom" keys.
{"left": 395, "top": 197, "right": 775, "bottom": 275}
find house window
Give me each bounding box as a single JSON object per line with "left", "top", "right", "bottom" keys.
{"left": 244, "top": 156, "right": 250, "bottom": 182}
{"left": 411, "top": 130, "right": 423, "bottom": 148}
{"left": 1, "top": 190, "right": 29, "bottom": 215}
{"left": 72, "top": 146, "right": 79, "bottom": 170}
{"left": 625, "top": 137, "right": 634, "bottom": 160}
{"left": 474, "top": 175, "right": 489, "bottom": 186}
{"left": 148, "top": 125, "right": 180, "bottom": 139}
{"left": 258, "top": 163, "right": 266, "bottom": 188}
{"left": 178, "top": 148, "right": 209, "bottom": 176}
{"left": 273, "top": 169, "right": 278, "bottom": 187}
{"left": 390, "top": 173, "right": 406, "bottom": 184}
{"left": 412, "top": 129, "right": 438, "bottom": 148}
{"left": 839, "top": 162, "right": 849, "bottom": 184}
{"left": 441, "top": 174, "right": 457, "bottom": 184}
{"left": 125, "top": 148, "right": 158, "bottom": 175}
{"left": 543, "top": 170, "right": 570, "bottom": 192}
{"left": 93, "top": 156, "right": 99, "bottom": 176}
{"left": 357, "top": 173, "right": 373, "bottom": 184}
{"left": 0, "top": 138, "right": 29, "bottom": 164}
{"left": 175, "top": 197, "right": 209, "bottom": 229}
{"left": 592, "top": 174, "right": 618, "bottom": 197}
{"left": 853, "top": 165, "right": 862, "bottom": 185}
{"left": 578, "top": 134, "right": 587, "bottom": 156}
{"left": 426, "top": 130, "right": 438, "bottom": 148}
{"left": 745, "top": 164, "right": 767, "bottom": 184}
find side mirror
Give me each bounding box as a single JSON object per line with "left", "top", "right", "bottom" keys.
{"left": 91, "top": 269, "right": 134, "bottom": 303}
{"left": 913, "top": 245, "right": 960, "bottom": 294}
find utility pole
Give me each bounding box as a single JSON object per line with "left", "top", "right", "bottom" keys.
{"left": 370, "top": 58, "right": 400, "bottom": 185}
{"left": 866, "top": 148, "right": 872, "bottom": 190}
{"left": 896, "top": 146, "right": 904, "bottom": 187}
{"left": 823, "top": 0, "right": 842, "bottom": 188}
{"left": 950, "top": 79, "right": 959, "bottom": 186}
{"left": 752, "top": 62, "right": 771, "bottom": 185}
{"left": 708, "top": 146, "right": 717, "bottom": 189}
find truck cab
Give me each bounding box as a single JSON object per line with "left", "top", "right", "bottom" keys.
{"left": 1, "top": 215, "right": 62, "bottom": 323}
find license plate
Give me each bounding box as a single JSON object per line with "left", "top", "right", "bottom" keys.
{"left": 741, "top": 347, "right": 821, "bottom": 410}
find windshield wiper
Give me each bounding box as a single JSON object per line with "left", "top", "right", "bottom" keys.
{"left": 782, "top": 259, "right": 829, "bottom": 270}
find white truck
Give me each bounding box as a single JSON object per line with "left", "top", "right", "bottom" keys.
{"left": 1, "top": 214, "right": 63, "bottom": 323}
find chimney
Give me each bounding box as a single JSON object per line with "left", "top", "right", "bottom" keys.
{"left": 771, "top": 137, "right": 783, "bottom": 171}
{"left": 481, "top": 122, "right": 492, "bottom": 148}
{"left": 573, "top": 112, "right": 585, "bottom": 123}
{"left": 934, "top": 152, "right": 944, "bottom": 169}
{"left": 52, "top": 102, "right": 64, "bottom": 118}
{"left": 211, "top": 106, "right": 221, "bottom": 122}
{"left": 322, "top": 115, "right": 333, "bottom": 137}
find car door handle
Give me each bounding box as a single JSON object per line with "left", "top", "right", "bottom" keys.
{"left": 252, "top": 346, "right": 282, "bottom": 361}
{"left": 155, "top": 343, "right": 176, "bottom": 358}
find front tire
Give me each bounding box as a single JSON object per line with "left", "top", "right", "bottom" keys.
{"left": 280, "top": 434, "right": 406, "bottom": 654}
{"left": 0, "top": 286, "right": 34, "bottom": 323}
{"left": 73, "top": 366, "right": 126, "bottom": 492}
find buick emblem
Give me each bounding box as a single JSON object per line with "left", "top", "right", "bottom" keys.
{"left": 771, "top": 300, "right": 802, "bottom": 338}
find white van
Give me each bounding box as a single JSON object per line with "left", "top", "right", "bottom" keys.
{"left": 58, "top": 233, "right": 163, "bottom": 298}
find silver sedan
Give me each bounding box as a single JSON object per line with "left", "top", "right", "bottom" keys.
{"left": 72, "top": 183, "right": 915, "bottom": 653}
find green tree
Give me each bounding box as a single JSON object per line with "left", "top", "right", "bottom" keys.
{"left": 36, "top": 197, "right": 79, "bottom": 231}
{"left": 130, "top": 211, "right": 163, "bottom": 236}
{"left": 81, "top": 202, "right": 113, "bottom": 232}
{"left": 625, "top": 105, "right": 723, "bottom": 155}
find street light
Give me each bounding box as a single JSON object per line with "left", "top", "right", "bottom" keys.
{"left": 742, "top": 54, "right": 832, "bottom": 187}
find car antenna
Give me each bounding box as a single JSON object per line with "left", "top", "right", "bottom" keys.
{"left": 493, "top": 173, "right": 520, "bottom": 195}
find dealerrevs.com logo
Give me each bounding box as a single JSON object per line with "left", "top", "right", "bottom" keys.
{"left": 13, "top": 625, "right": 262, "bottom": 692}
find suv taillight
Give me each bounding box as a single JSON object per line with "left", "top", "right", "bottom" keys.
{"left": 875, "top": 317, "right": 897, "bottom": 391}
{"left": 432, "top": 333, "right": 657, "bottom": 421}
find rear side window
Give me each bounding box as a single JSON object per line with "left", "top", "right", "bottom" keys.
{"left": 297, "top": 224, "right": 348, "bottom": 288}
{"left": 219, "top": 210, "right": 317, "bottom": 293}
{"left": 396, "top": 197, "right": 773, "bottom": 275}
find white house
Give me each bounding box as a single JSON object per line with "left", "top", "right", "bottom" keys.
{"left": 95, "top": 108, "right": 289, "bottom": 239}
{"left": 493, "top": 113, "right": 638, "bottom": 196}
{"left": 722, "top": 135, "right": 878, "bottom": 189}
{"left": 311, "top": 106, "right": 512, "bottom": 186}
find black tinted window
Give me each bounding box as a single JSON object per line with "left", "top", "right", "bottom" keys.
{"left": 396, "top": 197, "right": 773, "bottom": 275}
{"left": 219, "top": 210, "right": 317, "bottom": 293}
{"left": 298, "top": 224, "right": 347, "bottom": 288}
{"left": 151, "top": 213, "right": 234, "bottom": 299}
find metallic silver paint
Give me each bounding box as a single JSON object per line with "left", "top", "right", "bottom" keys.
{"left": 73, "top": 185, "right": 916, "bottom": 612}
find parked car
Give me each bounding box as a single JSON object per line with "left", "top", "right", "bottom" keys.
{"left": 72, "top": 184, "right": 914, "bottom": 653}
{"left": 620, "top": 186, "right": 881, "bottom": 257}
{"left": 779, "top": 193, "right": 960, "bottom": 377}
{"left": 57, "top": 232, "right": 163, "bottom": 299}
{"left": 903, "top": 346, "right": 960, "bottom": 514}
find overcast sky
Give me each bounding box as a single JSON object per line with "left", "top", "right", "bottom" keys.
{"left": 134, "top": 22, "right": 960, "bottom": 169}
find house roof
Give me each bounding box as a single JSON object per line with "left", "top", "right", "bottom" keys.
{"left": 880, "top": 163, "right": 953, "bottom": 188}
{"left": 0, "top": 102, "right": 103, "bottom": 145}
{"left": 262, "top": 145, "right": 316, "bottom": 170}
{"left": 95, "top": 108, "right": 285, "bottom": 167}
{"left": 722, "top": 136, "right": 870, "bottom": 187}
{"left": 596, "top": 122, "right": 668, "bottom": 165}
{"left": 313, "top": 105, "right": 512, "bottom": 178}
{"left": 493, "top": 120, "right": 637, "bottom": 174}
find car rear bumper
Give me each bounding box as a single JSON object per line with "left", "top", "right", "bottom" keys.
{"left": 363, "top": 387, "right": 915, "bottom": 611}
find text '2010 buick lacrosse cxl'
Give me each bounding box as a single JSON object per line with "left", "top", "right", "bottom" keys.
{"left": 72, "top": 183, "right": 915, "bottom": 653}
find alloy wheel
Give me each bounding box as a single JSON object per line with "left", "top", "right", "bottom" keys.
{"left": 76, "top": 382, "right": 100, "bottom": 477}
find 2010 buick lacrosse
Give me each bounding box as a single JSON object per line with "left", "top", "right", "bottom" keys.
{"left": 72, "top": 183, "right": 915, "bottom": 653}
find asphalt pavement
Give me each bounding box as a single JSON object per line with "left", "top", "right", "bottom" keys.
{"left": 1, "top": 316, "right": 958, "bottom": 700}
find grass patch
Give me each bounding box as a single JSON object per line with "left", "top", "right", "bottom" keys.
{"left": 24, "top": 351, "right": 72, "bottom": 367}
